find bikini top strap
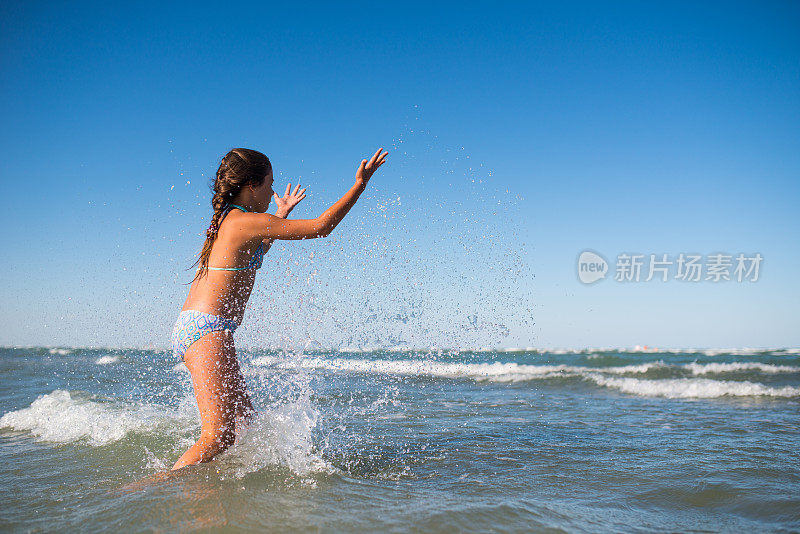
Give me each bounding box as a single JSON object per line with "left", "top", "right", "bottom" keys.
{"left": 217, "top": 203, "right": 248, "bottom": 226}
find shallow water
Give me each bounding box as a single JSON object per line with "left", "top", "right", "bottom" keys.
{"left": 1, "top": 347, "right": 799, "bottom": 532}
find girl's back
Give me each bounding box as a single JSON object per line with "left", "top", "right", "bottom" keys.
{"left": 183, "top": 206, "right": 272, "bottom": 321}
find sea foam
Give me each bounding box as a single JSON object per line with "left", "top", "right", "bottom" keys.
{"left": 585, "top": 375, "right": 800, "bottom": 398}
{"left": 248, "top": 356, "right": 800, "bottom": 399}
{"left": 252, "top": 356, "right": 571, "bottom": 382}
{"left": 0, "top": 389, "right": 336, "bottom": 479}
{"left": 0, "top": 390, "right": 165, "bottom": 445}
{"left": 250, "top": 356, "right": 799, "bottom": 381}
{"left": 683, "top": 362, "right": 800, "bottom": 375}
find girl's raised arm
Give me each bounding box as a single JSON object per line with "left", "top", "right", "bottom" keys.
{"left": 244, "top": 148, "right": 387, "bottom": 241}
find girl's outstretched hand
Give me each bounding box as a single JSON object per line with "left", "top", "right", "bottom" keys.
{"left": 273, "top": 183, "right": 307, "bottom": 217}
{"left": 356, "top": 148, "right": 388, "bottom": 185}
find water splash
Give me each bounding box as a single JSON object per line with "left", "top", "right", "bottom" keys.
{"left": 244, "top": 112, "right": 533, "bottom": 352}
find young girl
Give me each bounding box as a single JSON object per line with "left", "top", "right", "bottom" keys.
{"left": 170, "top": 147, "right": 388, "bottom": 471}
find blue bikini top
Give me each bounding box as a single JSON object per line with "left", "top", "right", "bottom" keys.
{"left": 207, "top": 204, "right": 265, "bottom": 272}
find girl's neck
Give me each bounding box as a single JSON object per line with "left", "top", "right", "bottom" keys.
{"left": 228, "top": 197, "right": 256, "bottom": 212}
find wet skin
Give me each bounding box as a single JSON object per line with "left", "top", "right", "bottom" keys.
{"left": 172, "top": 148, "right": 387, "bottom": 471}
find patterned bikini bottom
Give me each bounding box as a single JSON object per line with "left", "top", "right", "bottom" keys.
{"left": 171, "top": 310, "right": 239, "bottom": 361}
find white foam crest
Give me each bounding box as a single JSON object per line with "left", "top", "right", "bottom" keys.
{"left": 684, "top": 362, "right": 800, "bottom": 375}
{"left": 698, "top": 348, "right": 765, "bottom": 356}
{"left": 596, "top": 362, "right": 666, "bottom": 374}
{"left": 586, "top": 374, "right": 800, "bottom": 399}
{"left": 254, "top": 355, "right": 681, "bottom": 379}
{"left": 251, "top": 355, "right": 800, "bottom": 384}
{"left": 48, "top": 348, "right": 73, "bottom": 355}
{"left": 0, "top": 390, "right": 167, "bottom": 445}
{"left": 338, "top": 347, "right": 366, "bottom": 353}
{"left": 95, "top": 355, "right": 120, "bottom": 365}
{"left": 253, "top": 356, "right": 581, "bottom": 382}
{"left": 251, "top": 355, "right": 282, "bottom": 367}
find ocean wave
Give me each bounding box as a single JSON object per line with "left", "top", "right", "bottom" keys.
{"left": 252, "top": 356, "right": 572, "bottom": 382}
{"left": 585, "top": 374, "right": 800, "bottom": 398}
{"left": 48, "top": 348, "right": 73, "bottom": 355}
{"left": 695, "top": 348, "right": 770, "bottom": 357}
{"left": 252, "top": 357, "right": 670, "bottom": 382}
{"left": 599, "top": 362, "right": 666, "bottom": 374}
{"left": 0, "top": 389, "right": 338, "bottom": 479}
{"left": 0, "top": 390, "right": 166, "bottom": 445}
{"left": 683, "top": 362, "right": 800, "bottom": 375}
{"left": 251, "top": 356, "right": 799, "bottom": 382}
{"left": 95, "top": 355, "right": 120, "bottom": 365}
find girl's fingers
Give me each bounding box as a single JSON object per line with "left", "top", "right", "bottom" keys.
{"left": 293, "top": 183, "right": 301, "bottom": 195}
{"left": 368, "top": 148, "right": 382, "bottom": 167}
{"left": 284, "top": 183, "right": 291, "bottom": 196}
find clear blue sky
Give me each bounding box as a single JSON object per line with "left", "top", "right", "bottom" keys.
{"left": 1, "top": 1, "right": 798, "bottom": 349}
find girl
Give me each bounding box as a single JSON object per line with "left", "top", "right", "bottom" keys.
{"left": 170, "top": 147, "right": 388, "bottom": 471}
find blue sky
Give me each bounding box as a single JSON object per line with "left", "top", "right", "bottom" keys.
{"left": 1, "top": 1, "right": 798, "bottom": 349}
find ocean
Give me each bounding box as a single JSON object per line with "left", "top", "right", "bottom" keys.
{"left": 1, "top": 346, "right": 798, "bottom": 532}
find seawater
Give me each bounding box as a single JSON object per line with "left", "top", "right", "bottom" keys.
{"left": 1, "top": 347, "right": 798, "bottom": 532}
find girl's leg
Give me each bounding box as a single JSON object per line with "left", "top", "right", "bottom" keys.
{"left": 231, "top": 365, "right": 256, "bottom": 424}
{"left": 225, "top": 350, "right": 255, "bottom": 423}
{"left": 171, "top": 330, "right": 241, "bottom": 471}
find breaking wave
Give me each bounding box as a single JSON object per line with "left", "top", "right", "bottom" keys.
{"left": 249, "top": 355, "right": 800, "bottom": 398}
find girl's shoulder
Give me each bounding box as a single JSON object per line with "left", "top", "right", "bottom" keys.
{"left": 216, "top": 208, "right": 262, "bottom": 243}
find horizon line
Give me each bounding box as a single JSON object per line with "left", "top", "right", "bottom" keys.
{"left": 3, "top": 345, "right": 798, "bottom": 354}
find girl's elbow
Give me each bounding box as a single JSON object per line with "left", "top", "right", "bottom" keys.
{"left": 313, "top": 217, "right": 334, "bottom": 238}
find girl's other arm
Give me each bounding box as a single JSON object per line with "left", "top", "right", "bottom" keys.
{"left": 262, "top": 183, "right": 307, "bottom": 251}
{"left": 246, "top": 148, "right": 387, "bottom": 241}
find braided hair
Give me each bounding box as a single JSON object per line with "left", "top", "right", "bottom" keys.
{"left": 191, "top": 148, "right": 271, "bottom": 281}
